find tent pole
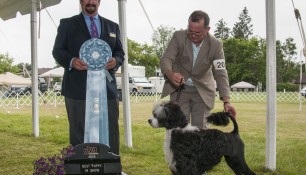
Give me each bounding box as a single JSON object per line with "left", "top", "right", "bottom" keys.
{"left": 31, "top": 0, "right": 39, "bottom": 137}
{"left": 118, "top": 0, "right": 132, "bottom": 147}
{"left": 265, "top": 0, "right": 276, "bottom": 170}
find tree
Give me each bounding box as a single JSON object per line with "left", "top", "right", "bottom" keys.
{"left": 152, "top": 25, "right": 175, "bottom": 59}
{"left": 223, "top": 36, "right": 299, "bottom": 90}
{"left": 214, "top": 18, "right": 230, "bottom": 40}
{"left": 128, "top": 39, "right": 159, "bottom": 77}
{"left": 223, "top": 37, "right": 265, "bottom": 86}
{"left": 232, "top": 7, "right": 253, "bottom": 40}
{"left": 0, "top": 53, "right": 20, "bottom": 74}
{"left": 275, "top": 38, "right": 299, "bottom": 83}
{"left": 16, "top": 62, "right": 31, "bottom": 77}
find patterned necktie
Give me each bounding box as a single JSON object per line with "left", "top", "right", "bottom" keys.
{"left": 90, "top": 16, "right": 99, "bottom": 38}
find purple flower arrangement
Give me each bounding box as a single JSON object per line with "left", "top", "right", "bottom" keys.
{"left": 33, "top": 145, "right": 75, "bottom": 175}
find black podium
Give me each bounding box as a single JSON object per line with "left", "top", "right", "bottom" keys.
{"left": 64, "top": 143, "right": 122, "bottom": 174}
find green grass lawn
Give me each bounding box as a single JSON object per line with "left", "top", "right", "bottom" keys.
{"left": 0, "top": 102, "right": 305, "bottom": 175}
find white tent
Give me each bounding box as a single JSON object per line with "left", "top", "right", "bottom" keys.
{"left": 0, "top": 72, "right": 31, "bottom": 86}
{"left": 0, "top": 0, "right": 62, "bottom": 20}
{"left": 40, "top": 67, "right": 64, "bottom": 89}
{"left": 231, "top": 81, "right": 255, "bottom": 89}
{"left": 40, "top": 67, "right": 64, "bottom": 78}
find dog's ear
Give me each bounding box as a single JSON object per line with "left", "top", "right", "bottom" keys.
{"left": 165, "top": 102, "right": 188, "bottom": 128}
{"left": 164, "top": 102, "right": 180, "bottom": 119}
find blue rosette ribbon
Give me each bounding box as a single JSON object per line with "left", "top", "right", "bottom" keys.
{"left": 80, "top": 38, "right": 112, "bottom": 145}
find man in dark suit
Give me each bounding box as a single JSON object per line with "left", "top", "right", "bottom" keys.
{"left": 52, "top": 0, "right": 124, "bottom": 155}
{"left": 161, "top": 10, "right": 236, "bottom": 129}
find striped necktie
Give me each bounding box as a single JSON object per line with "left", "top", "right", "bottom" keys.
{"left": 90, "top": 16, "right": 99, "bottom": 38}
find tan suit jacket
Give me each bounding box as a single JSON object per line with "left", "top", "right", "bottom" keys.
{"left": 160, "top": 30, "right": 230, "bottom": 109}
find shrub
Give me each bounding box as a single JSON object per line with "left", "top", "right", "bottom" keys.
{"left": 277, "top": 83, "right": 299, "bottom": 92}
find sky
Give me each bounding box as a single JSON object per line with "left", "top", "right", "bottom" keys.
{"left": 0, "top": 0, "right": 305, "bottom": 68}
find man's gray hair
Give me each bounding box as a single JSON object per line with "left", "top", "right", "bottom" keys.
{"left": 189, "top": 10, "right": 210, "bottom": 27}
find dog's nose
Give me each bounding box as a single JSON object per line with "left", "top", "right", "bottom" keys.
{"left": 148, "top": 119, "right": 152, "bottom": 124}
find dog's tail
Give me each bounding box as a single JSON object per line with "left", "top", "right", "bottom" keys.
{"left": 207, "top": 112, "right": 238, "bottom": 134}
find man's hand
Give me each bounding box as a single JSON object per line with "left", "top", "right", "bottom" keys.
{"left": 72, "top": 57, "right": 87, "bottom": 70}
{"left": 105, "top": 57, "right": 117, "bottom": 70}
{"left": 224, "top": 102, "right": 237, "bottom": 118}
{"left": 166, "top": 71, "right": 185, "bottom": 87}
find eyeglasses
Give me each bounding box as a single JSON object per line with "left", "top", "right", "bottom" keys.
{"left": 186, "top": 30, "right": 204, "bottom": 37}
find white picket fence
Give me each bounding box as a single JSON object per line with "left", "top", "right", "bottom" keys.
{"left": 128, "top": 91, "right": 306, "bottom": 103}
{"left": 0, "top": 91, "right": 65, "bottom": 108}
{"left": 0, "top": 91, "right": 305, "bottom": 108}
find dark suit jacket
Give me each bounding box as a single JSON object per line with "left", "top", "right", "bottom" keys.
{"left": 160, "top": 30, "right": 230, "bottom": 109}
{"left": 52, "top": 13, "right": 125, "bottom": 100}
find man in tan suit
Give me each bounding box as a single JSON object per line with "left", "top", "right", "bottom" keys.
{"left": 160, "top": 10, "right": 236, "bottom": 129}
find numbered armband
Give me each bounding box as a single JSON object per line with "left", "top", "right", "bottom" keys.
{"left": 213, "top": 59, "right": 226, "bottom": 70}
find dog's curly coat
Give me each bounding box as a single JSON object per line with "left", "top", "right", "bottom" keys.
{"left": 148, "top": 101, "right": 256, "bottom": 175}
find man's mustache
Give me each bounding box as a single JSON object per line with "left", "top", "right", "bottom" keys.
{"left": 85, "top": 4, "right": 96, "bottom": 8}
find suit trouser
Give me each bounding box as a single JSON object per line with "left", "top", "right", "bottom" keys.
{"left": 65, "top": 97, "right": 120, "bottom": 155}
{"left": 170, "top": 85, "right": 211, "bottom": 129}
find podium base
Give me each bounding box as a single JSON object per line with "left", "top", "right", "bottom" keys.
{"left": 64, "top": 143, "right": 122, "bottom": 174}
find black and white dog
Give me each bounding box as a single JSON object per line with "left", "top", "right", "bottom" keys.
{"left": 148, "top": 101, "right": 256, "bottom": 175}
